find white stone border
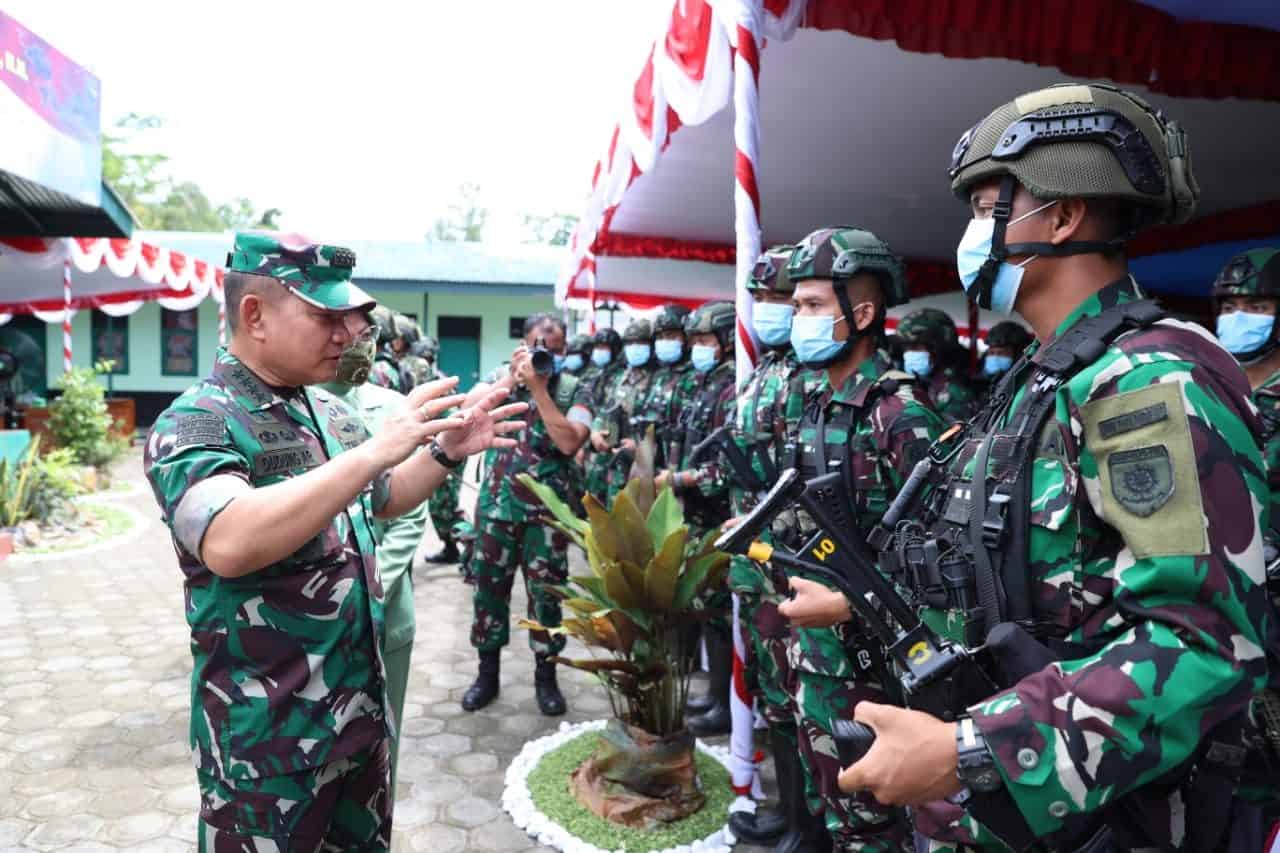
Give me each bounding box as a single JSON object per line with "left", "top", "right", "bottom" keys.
{"left": 8, "top": 498, "right": 151, "bottom": 562}
{"left": 503, "top": 718, "right": 748, "bottom": 853}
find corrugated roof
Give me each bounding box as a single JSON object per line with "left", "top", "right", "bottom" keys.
{"left": 0, "top": 170, "right": 134, "bottom": 238}
{"left": 141, "top": 231, "right": 563, "bottom": 287}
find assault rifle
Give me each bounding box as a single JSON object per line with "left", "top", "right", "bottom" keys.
{"left": 687, "top": 425, "right": 776, "bottom": 497}
{"left": 715, "top": 465, "right": 1060, "bottom": 851}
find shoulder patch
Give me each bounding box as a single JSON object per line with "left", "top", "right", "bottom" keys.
{"left": 174, "top": 413, "right": 227, "bottom": 449}
{"left": 1081, "top": 380, "right": 1207, "bottom": 557}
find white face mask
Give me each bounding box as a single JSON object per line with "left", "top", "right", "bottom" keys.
{"left": 956, "top": 200, "right": 1056, "bottom": 314}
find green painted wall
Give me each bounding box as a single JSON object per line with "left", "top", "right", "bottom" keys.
{"left": 42, "top": 285, "right": 555, "bottom": 393}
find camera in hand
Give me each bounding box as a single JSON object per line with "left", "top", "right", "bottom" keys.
{"left": 530, "top": 336, "right": 556, "bottom": 377}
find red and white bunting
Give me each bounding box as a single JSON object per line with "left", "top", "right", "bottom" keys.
{"left": 62, "top": 260, "right": 73, "bottom": 372}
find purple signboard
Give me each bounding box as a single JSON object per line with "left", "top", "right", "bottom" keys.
{"left": 0, "top": 11, "right": 101, "bottom": 204}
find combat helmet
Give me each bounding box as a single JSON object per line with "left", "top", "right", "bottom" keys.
{"left": 986, "top": 320, "right": 1033, "bottom": 352}
{"left": 623, "top": 318, "right": 653, "bottom": 343}
{"left": 370, "top": 305, "right": 397, "bottom": 349}
{"left": 653, "top": 304, "right": 693, "bottom": 336}
{"left": 748, "top": 245, "right": 797, "bottom": 294}
{"left": 685, "top": 301, "right": 736, "bottom": 348}
{"left": 567, "top": 333, "right": 593, "bottom": 356}
{"left": 949, "top": 82, "right": 1199, "bottom": 310}
{"left": 593, "top": 327, "right": 623, "bottom": 355}
{"left": 898, "top": 308, "right": 960, "bottom": 354}
{"left": 1213, "top": 248, "right": 1280, "bottom": 363}
{"left": 394, "top": 313, "right": 421, "bottom": 346}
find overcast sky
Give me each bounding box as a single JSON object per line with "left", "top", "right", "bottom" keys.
{"left": 5, "top": 1, "right": 666, "bottom": 242}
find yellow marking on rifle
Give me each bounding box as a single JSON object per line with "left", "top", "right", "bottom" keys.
{"left": 908, "top": 641, "right": 932, "bottom": 665}
{"left": 811, "top": 538, "right": 836, "bottom": 561}
{"left": 747, "top": 542, "right": 774, "bottom": 563}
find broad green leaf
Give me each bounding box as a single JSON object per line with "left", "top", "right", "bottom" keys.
{"left": 569, "top": 574, "right": 614, "bottom": 608}
{"left": 516, "top": 618, "right": 569, "bottom": 637}
{"left": 643, "top": 526, "right": 687, "bottom": 611}
{"left": 690, "top": 524, "right": 724, "bottom": 560}
{"left": 606, "top": 610, "right": 644, "bottom": 655}
{"left": 611, "top": 490, "right": 654, "bottom": 567}
{"left": 584, "top": 494, "right": 621, "bottom": 562}
{"left": 618, "top": 560, "right": 649, "bottom": 610}
{"left": 693, "top": 550, "right": 731, "bottom": 593}
{"left": 628, "top": 426, "right": 657, "bottom": 514}
{"left": 516, "top": 474, "right": 589, "bottom": 536}
{"left": 645, "top": 487, "right": 683, "bottom": 551}
{"left": 544, "top": 518, "right": 587, "bottom": 551}
{"left": 563, "top": 597, "right": 603, "bottom": 616}
{"left": 671, "top": 557, "right": 712, "bottom": 611}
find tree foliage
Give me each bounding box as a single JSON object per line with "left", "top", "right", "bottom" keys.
{"left": 522, "top": 211, "right": 579, "bottom": 246}
{"left": 102, "top": 113, "right": 280, "bottom": 232}
{"left": 429, "top": 181, "right": 487, "bottom": 243}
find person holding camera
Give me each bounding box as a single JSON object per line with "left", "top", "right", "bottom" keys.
{"left": 461, "top": 312, "right": 594, "bottom": 716}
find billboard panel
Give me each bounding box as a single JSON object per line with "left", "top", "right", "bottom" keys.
{"left": 0, "top": 11, "right": 101, "bottom": 204}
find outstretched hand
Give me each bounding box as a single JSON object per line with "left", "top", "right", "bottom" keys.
{"left": 435, "top": 385, "right": 528, "bottom": 460}
{"left": 366, "top": 377, "right": 467, "bottom": 470}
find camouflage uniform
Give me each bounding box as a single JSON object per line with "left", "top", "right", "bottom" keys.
{"left": 647, "top": 361, "right": 699, "bottom": 471}
{"left": 903, "top": 84, "right": 1272, "bottom": 851}
{"left": 727, "top": 348, "right": 798, "bottom": 725}
{"left": 425, "top": 362, "right": 467, "bottom": 556}
{"left": 467, "top": 367, "right": 593, "bottom": 655}
{"left": 580, "top": 359, "right": 626, "bottom": 507}
{"left": 368, "top": 355, "right": 402, "bottom": 392}
{"left": 924, "top": 367, "right": 979, "bottom": 424}
{"left": 780, "top": 351, "right": 941, "bottom": 851}
{"left": 145, "top": 233, "right": 393, "bottom": 851}
{"left": 897, "top": 308, "right": 979, "bottom": 424}
{"left": 594, "top": 361, "right": 655, "bottom": 505}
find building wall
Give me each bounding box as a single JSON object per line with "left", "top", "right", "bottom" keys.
{"left": 40, "top": 284, "right": 556, "bottom": 419}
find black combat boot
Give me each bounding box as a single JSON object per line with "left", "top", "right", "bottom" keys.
{"left": 461, "top": 650, "right": 500, "bottom": 711}
{"left": 534, "top": 653, "right": 567, "bottom": 716}
{"left": 424, "top": 538, "right": 460, "bottom": 564}
{"left": 773, "top": 728, "right": 833, "bottom": 853}
{"left": 685, "top": 627, "right": 714, "bottom": 714}
{"left": 687, "top": 624, "right": 732, "bottom": 737}
{"left": 727, "top": 727, "right": 791, "bottom": 844}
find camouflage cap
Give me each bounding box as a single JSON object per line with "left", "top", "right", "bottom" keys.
{"left": 898, "top": 307, "right": 960, "bottom": 351}
{"left": 748, "top": 244, "right": 797, "bottom": 294}
{"left": 227, "top": 232, "right": 374, "bottom": 312}
{"left": 1213, "top": 248, "right": 1280, "bottom": 301}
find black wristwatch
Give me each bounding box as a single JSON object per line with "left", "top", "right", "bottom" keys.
{"left": 429, "top": 439, "right": 464, "bottom": 470}
{"left": 955, "top": 716, "right": 1003, "bottom": 793}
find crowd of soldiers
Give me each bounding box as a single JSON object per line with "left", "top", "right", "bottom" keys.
{"left": 144, "top": 79, "right": 1278, "bottom": 851}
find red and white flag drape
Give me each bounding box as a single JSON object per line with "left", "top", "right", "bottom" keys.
{"left": 62, "top": 260, "right": 73, "bottom": 372}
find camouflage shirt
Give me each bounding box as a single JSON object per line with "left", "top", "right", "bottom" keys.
{"left": 399, "top": 354, "right": 433, "bottom": 388}
{"left": 676, "top": 360, "right": 737, "bottom": 501}
{"left": 476, "top": 367, "right": 592, "bottom": 523}
{"left": 779, "top": 350, "right": 943, "bottom": 678}
{"left": 913, "top": 279, "right": 1273, "bottom": 848}
{"left": 144, "top": 348, "right": 393, "bottom": 781}
{"left": 728, "top": 349, "right": 798, "bottom": 596}
{"left": 1253, "top": 366, "right": 1280, "bottom": 549}
{"left": 591, "top": 364, "right": 654, "bottom": 444}
{"left": 645, "top": 361, "right": 699, "bottom": 467}
{"left": 368, "top": 353, "right": 402, "bottom": 392}
{"left": 925, "top": 366, "right": 979, "bottom": 425}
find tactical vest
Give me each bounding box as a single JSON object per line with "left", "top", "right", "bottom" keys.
{"left": 679, "top": 364, "right": 733, "bottom": 466}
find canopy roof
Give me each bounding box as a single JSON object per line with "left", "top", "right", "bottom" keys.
{"left": 561, "top": 0, "right": 1280, "bottom": 318}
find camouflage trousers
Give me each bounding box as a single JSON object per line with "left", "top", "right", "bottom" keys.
{"left": 427, "top": 470, "right": 465, "bottom": 544}
{"left": 466, "top": 517, "right": 569, "bottom": 655}
{"left": 741, "top": 593, "right": 794, "bottom": 726}
{"left": 582, "top": 448, "right": 611, "bottom": 508}
{"left": 197, "top": 740, "right": 391, "bottom": 852}
{"left": 791, "top": 669, "right": 909, "bottom": 852}
{"left": 384, "top": 641, "right": 411, "bottom": 801}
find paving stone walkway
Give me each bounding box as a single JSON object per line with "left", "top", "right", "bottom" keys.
{"left": 0, "top": 449, "right": 771, "bottom": 852}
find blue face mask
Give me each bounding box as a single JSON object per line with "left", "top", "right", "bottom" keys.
{"left": 982, "top": 354, "right": 1013, "bottom": 378}
{"left": 1217, "top": 311, "right": 1275, "bottom": 356}
{"left": 624, "top": 343, "right": 651, "bottom": 367}
{"left": 690, "top": 344, "right": 719, "bottom": 373}
{"left": 551, "top": 354, "right": 566, "bottom": 374}
{"left": 591, "top": 348, "right": 612, "bottom": 368}
{"left": 903, "top": 350, "right": 933, "bottom": 378}
{"left": 655, "top": 339, "right": 684, "bottom": 364}
{"left": 563, "top": 353, "right": 584, "bottom": 373}
{"left": 956, "top": 201, "right": 1055, "bottom": 314}
{"left": 790, "top": 314, "right": 848, "bottom": 366}
{"left": 752, "top": 302, "right": 794, "bottom": 346}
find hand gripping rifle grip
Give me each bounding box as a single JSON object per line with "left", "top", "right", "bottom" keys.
{"left": 832, "top": 719, "right": 876, "bottom": 767}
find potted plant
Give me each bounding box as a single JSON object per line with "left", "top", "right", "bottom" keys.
{"left": 517, "top": 432, "right": 730, "bottom": 828}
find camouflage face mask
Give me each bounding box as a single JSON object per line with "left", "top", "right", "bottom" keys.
{"left": 335, "top": 333, "right": 376, "bottom": 385}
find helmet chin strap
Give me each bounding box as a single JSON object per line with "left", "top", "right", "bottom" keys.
{"left": 972, "top": 176, "right": 1126, "bottom": 309}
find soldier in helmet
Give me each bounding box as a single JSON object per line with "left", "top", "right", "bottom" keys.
{"left": 896, "top": 307, "right": 979, "bottom": 424}
{"left": 763, "top": 226, "right": 944, "bottom": 851}
{"left": 144, "top": 233, "right": 525, "bottom": 848}
{"left": 579, "top": 327, "right": 627, "bottom": 507}
{"left": 813, "top": 84, "right": 1272, "bottom": 852}
{"left": 368, "top": 305, "right": 404, "bottom": 392}
{"left": 645, "top": 303, "right": 699, "bottom": 469}
{"left": 715, "top": 245, "right": 808, "bottom": 845}
{"left": 563, "top": 333, "right": 592, "bottom": 376}
{"left": 393, "top": 314, "right": 433, "bottom": 389}
{"left": 979, "top": 320, "right": 1033, "bottom": 386}
{"left": 590, "top": 318, "right": 657, "bottom": 504}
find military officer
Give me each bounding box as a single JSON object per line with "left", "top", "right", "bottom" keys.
{"left": 393, "top": 313, "right": 433, "bottom": 388}
{"left": 770, "top": 226, "right": 942, "bottom": 852}
{"left": 646, "top": 304, "right": 698, "bottom": 470}
{"left": 590, "top": 318, "right": 657, "bottom": 504}
{"left": 144, "top": 233, "right": 524, "bottom": 850}
{"left": 896, "top": 307, "right": 980, "bottom": 424}
{"left": 368, "top": 306, "right": 405, "bottom": 392}
{"left": 978, "top": 320, "right": 1033, "bottom": 387}
{"left": 563, "top": 333, "right": 592, "bottom": 375}
{"left": 829, "top": 83, "right": 1272, "bottom": 853}
{"left": 461, "top": 312, "right": 594, "bottom": 716}
{"left": 580, "top": 327, "right": 626, "bottom": 507}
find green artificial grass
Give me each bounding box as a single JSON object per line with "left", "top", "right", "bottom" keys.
{"left": 525, "top": 730, "right": 734, "bottom": 851}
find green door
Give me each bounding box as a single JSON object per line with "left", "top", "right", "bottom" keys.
{"left": 437, "top": 316, "right": 482, "bottom": 392}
